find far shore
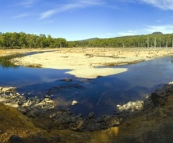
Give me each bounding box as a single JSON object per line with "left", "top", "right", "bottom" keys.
{"left": 4, "top": 47, "right": 173, "bottom": 78}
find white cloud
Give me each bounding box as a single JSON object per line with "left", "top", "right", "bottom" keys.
{"left": 40, "top": 9, "right": 58, "bottom": 19}
{"left": 20, "top": 0, "right": 39, "bottom": 7}
{"left": 78, "top": 0, "right": 104, "bottom": 5}
{"left": 156, "top": 20, "right": 161, "bottom": 23}
{"left": 13, "top": 13, "right": 29, "bottom": 19}
{"left": 121, "top": 0, "right": 173, "bottom": 10}
{"left": 118, "top": 30, "right": 138, "bottom": 36}
{"left": 145, "top": 25, "right": 173, "bottom": 33}
{"left": 40, "top": 4, "right": 83, "bottom": 19}
{"left": 139, "top": 0, "right": 173, "bottom": 10}
{"left": 40, "top": 0, "right": 104, "bottom": 19}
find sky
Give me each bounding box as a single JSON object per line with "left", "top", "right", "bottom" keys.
{"left": 1, "top": 0, "right": 173, "bottom": 41}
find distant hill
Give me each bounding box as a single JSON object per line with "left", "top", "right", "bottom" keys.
{"left": 79, "top": 38, "right": 99, "bottom": 41}
{"left": 151, "top": 32, "right": 163, "bottom": 35}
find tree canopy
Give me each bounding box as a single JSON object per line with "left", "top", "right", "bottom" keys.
{"left": 0, "top": 32, "right": 67, "bottom": 49}
{"left": 1, "top": 32, "right": 173, "bottom": 49}
{"left": 69, "top": 34, "right": 173, "bottom": 48}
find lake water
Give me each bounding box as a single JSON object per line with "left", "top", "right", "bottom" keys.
{"left": 0, "top": 54, "right": 173, "bottom": 117}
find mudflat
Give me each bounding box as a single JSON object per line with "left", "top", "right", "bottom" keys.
{"left": 10, "top": 47, "right": 173, "bottom": 78}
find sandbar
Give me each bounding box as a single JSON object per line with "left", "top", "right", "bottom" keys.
{"left": 10, "top": 48, "right": 173, "bottom": 78}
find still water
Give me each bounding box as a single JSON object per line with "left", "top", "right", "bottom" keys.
{"left": 0, "top": 54, "right": 173, "bottom": 117}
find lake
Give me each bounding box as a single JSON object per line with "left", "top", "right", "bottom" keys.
{"left": 0, "top": 54, "right": 173, "bottom": 117}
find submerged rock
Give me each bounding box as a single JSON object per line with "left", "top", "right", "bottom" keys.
{"left": 72, "top": 100, "right": 78, "bottom": 106}
{"left": 60, "top": 78, "right": 73, "bottom": 82}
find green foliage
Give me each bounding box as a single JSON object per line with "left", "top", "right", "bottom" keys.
{"left": 68, "top": 34, "right": 173, "bottom": 48}
{"left": 1, "top": 32, "right": 173, "bottom": 49}
{"left": 0, "top": 32, "right": 67, "bottom": 49}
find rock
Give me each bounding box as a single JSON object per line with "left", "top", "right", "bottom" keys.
{"left": 167, "top": 112, "right": 173, "bottom": 117}
{"left": 88, "top": 112, "right": 94, "bottom": 118}
{"left": 17, "top": 107, "right": 27, "bottom": 114}
{"left": 0, "top": 87, "right": 16, "bottom": 93}
{"left": 0, "top": 115, "right": 4, "bottom": 121}
{"left": 8, "top": 135, "right": 24, "bottom": 143}
{"left": 86, "top": 123, "right": 95, "bottom": 131}
{"left": 71, "top": 117, "right": 77, "bottom": 123}
{"left": 72, "top": 100, "right": 78, "bottom": 106}
{"left": 0, "top": 128, "right": 5, "bottom": 134}
{"left": 18, "top": 101, "right": 23, "bottom": 106}
{"left": 54, "top": 119, "right": 62, "bottom": 127}
{"left": 33, "top": 137, "right": 48, "bottom": 143}
{"left": 60, "top": 78, "right": 73, "bottom": 82}
{"left": 146, "top": 113, "right": 155, "bottom": 120}
{"left": 150, "top": 92, "right": 167, "bottom": 106}
{"left": 27, "top": 111, "right": 35, "bottom": 118}
{"left": 27, "top": 63, "right": 42, "bottom": 68}
{"left": 50, "top": 136, "right": 61, "bottom": 143}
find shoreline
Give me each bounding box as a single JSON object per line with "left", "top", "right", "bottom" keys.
{"left": 1, "top": 48, "right": 173, "bottom": 142}
{"left": 9, "top": 47, "right": 173, "bottom": 79}
{"left": 0, "top": 80, "right": 173, "bottom": 142}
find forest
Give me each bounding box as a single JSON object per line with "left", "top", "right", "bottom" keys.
{"left": 0, "top": 32, "right": 173, "bottom": 49}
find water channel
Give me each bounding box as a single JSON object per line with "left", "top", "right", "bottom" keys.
{"left": 0, "top": 54, "right": 173, "bottom": 117}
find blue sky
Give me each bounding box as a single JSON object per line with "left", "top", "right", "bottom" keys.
{"left": 1, "top": 0, "right": 173, "bottom": 41}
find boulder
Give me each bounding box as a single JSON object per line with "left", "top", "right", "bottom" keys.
{"left": 8, "top": 135, "right": 24, "bottom": 143}
{"left": 150, "top": 92, "right": 167, "bottom": 106}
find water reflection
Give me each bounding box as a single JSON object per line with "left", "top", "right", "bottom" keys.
{"left": 1, "top": 55, "right": 173, "bottom": 117}
{"left": 171, "top": 56, "right": 173, "bottom": 63}
{"left": 0, "top": 54, "right": 22, "bottom": 68}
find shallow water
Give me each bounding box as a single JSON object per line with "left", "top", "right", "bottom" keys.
{"left": 0, "top": 54, "right": 173, "bottom": 117}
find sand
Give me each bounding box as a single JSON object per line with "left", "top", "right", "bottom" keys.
{"left": 10, "top": 47, "right": 173, "bottom": 78}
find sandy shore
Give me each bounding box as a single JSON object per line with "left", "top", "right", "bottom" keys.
{"left": 10, "top": 47, "right": 173, "bottom": 78}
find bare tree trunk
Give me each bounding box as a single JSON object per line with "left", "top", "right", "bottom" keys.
{"left": 154, "top": 38, "right": 156, "bottom": 48}
{"left": 147, "top": 37, "right": 149, "bottom": 48}
{"left": 160, "top": 38, "right": 161, "bottom": 48}
{"left": 166, "top": 40, "right": 168, "bottom": 48}
{"left": 122, "top": 42, "right": 124, "bottom": 48}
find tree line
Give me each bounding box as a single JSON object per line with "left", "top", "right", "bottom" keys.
{"left": 68, "top": 33, "right": 173, "bottom": 48}
{"left": 0, "top": 32, "right": 67, "bottom": 48}
{"left": 1, "top": 32, "right": 173, "bottom": 49}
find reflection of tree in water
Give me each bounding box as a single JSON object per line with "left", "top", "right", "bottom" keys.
{"left": 0, "top": 54, "right": 23, "bottom": 68}
{"left": 171, "top": 56, "right": 173, "bottom": 63}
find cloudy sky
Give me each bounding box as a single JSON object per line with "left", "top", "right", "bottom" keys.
{"left": 1, "top": 0, "right": 173, "bottom": 40}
